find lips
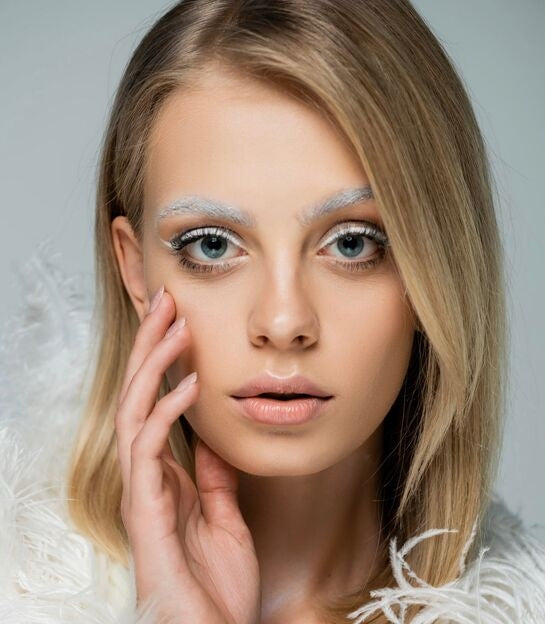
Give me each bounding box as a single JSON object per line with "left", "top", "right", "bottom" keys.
{"left": 230, "top": 395, "right": 332, "bottom": 425}
{"left": 230, "top": 375, "right": 334, "bottom": 426}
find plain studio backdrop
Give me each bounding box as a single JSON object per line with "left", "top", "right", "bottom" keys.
{"left": 0, "top": 1, "right": 543, "bottom": 530}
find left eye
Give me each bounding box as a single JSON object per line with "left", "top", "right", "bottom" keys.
{"left": 167, "top": 222, "right": 389, "bottom": 273}
{"left": 318, "top": 223, "right": 386, "bottom": 262}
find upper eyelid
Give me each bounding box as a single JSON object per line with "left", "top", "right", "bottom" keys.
{"left": 168, "top": 219, "right": 389, "bottom": 249}
{"left": 168, "top": 225, "right": 242, "bottom": 249}
{"left": 321, "top": 221, "right": 389, "bottom": 246}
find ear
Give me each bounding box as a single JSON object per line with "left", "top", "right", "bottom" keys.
{"left": 111, "top": 216, "right": 149, "bottom": 322}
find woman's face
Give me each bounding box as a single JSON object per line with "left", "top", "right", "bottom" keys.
{"left": 115, "top": 69, "right": 417, "bottom": 476}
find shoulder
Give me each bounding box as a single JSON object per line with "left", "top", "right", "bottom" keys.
{"left": 348, "top": 494, "right": 545, "bottom": 623}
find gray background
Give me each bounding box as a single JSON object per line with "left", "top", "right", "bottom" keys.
{"left": 1, "top": 1, "right": 543, "bottom": 529}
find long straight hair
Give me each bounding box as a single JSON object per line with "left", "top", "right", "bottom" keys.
{"left": 66, "top": 1, "right": 508, "bottom": 621}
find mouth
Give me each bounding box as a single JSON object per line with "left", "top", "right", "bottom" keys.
{"left": 232, "top": 392, "right": 332, "bottom": 401}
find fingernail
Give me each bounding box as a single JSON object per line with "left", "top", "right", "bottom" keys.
{"left": 165, "top": 316, "right": 187, "bottom": 338}
{"left": 148, "top": 285, "right": 164, "bottom": 313}
{"left": 174, "top": 371, "right": 198, "bottom": 392}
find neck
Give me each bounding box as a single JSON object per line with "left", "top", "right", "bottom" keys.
{"left": 237, "top": 425, "right": 384, "bottom": 622}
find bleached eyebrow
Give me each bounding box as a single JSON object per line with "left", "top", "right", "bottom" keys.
{"left": 155, "top": 185, "right": 374, "bottom": 228}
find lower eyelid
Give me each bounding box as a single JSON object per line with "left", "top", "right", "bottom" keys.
{"left": 173, "top": 243, "right": 386, "bottom": 275}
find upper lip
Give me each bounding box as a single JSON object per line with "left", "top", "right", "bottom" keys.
{"left": 231, "top": 372, "right": 333, "bottom": 398}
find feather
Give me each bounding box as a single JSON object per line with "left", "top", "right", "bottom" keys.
{"left": 346, "top": 496, "right": 545, "bottom": 623}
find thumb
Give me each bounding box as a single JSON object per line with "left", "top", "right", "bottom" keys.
{"left": 195, "top": 437, "right": 249, "bottom": 538}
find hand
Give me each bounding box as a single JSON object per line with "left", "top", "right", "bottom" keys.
{"left": 114, "top": 288, "right": 261, "bottom": 624}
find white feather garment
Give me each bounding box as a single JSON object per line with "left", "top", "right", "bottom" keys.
{"left": 1, "top": 244, "right": 544, "bottom": 624}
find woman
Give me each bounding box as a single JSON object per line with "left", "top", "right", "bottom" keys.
{"left": 1, "top": 1, "right": 544, "bottom": 623}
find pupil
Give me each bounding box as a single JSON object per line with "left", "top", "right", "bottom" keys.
{"left": 201, "top": 235, "right": 227, "bottom": 259}
{"left": 338, "top": 234, "right": 364, "bottom": 258}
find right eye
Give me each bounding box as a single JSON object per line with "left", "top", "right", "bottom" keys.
{"left": 168, "top": 225, "right": 246, "bottom": 274}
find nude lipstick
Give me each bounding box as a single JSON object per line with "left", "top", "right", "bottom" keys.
{"left": 230, "top": 372, "right": 334, "bottom": 425}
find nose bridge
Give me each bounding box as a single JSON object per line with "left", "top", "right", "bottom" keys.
{"left": 248, "top": 248, "right": 319, "bottom": 348}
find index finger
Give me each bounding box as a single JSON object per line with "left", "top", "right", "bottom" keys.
{"left": 118, "top": 287, "right": 176, "bottom": 405}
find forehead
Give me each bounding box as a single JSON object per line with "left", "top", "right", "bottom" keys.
{"left": 143, "top": 72, "right": 374, "bottom": 224}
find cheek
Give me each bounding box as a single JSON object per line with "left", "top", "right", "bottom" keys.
{"left": 332, "top": 277, "right": 415, "bottom": 412}
{"left": 162, "top": 287, "right": 237, "bottom": 389}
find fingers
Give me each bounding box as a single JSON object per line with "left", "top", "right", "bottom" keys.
{"left": 194, "top": 438, "right": 250, "bottom": 543}
{"left": 115, "top": 287, "right": 191, "bottom": 490}
{"left": 130, "top": 371, "right": 199, "bottom": 505}
{"left": 119, "top": 317, "right": 190, "bottom": 432}
{"left": 118, "top": 287, "right": 174, "bottom": 405}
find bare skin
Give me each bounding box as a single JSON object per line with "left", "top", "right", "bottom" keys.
{"left": 112, "top": 66, "right": 417, "bottom": 623}
{"left": 114, "top": 291, "right": 260, "bottom": 624}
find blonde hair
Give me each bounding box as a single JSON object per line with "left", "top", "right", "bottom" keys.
{"left": 66, "top": 1, "right": 508, "bottom": 621}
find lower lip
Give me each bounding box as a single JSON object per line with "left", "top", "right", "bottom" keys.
{"left": 230, "top": 395, "right": 332, "bottom": 425}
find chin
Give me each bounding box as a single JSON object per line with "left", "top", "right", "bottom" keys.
{"left": 204, "top": 434, "right": 340, "bottom": 477}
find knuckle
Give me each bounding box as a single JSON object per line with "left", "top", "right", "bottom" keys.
{"left": 120, "top": 502, "right": 129, "bottom": 527}
{"left": 132, "top": 364, "right": 163, "bottom": 396}
{"left": 114, "top": 408, "right": 124, "bottom": 430}
{"left": 154, "top": 392, "right": 185, "bottom": 420}
{"left": 130, "top": 434, "right": 146, "bottom": 459}
{"left": 153, "top": 395, "right": 172, "bottom": 417}
{"left": 116, "top": 382, "right": 127, "bottom": 407}
{"left": 134, "top": 312, "right": 155, "bottom": 339}
{"left": 131, "top": 328, "right": 149, "bottom": 353}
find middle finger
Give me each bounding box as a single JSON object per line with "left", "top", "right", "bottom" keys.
{"left": 116, "top": 312, "right": 192, "bottom": 487}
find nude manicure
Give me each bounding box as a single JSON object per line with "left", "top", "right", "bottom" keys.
{"left": 148, "top": 285, "right": 164, "bottom": 313}
{"left": 174, "top": 371, "right": 198, "bottom": 392}
{"left": 165, "top": 316, "right": 187, "bottom": 338}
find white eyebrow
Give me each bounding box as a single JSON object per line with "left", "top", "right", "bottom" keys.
{"left": 155, "top": 185, "right": 375, "bottom": 228}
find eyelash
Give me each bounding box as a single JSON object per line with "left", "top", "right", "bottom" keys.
{"left": 167, "top": 220, "right": 390, "bottom": 275}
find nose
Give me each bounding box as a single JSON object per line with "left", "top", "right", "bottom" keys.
{"left": 247, "top": 259, "right": 320, "bottom": 350}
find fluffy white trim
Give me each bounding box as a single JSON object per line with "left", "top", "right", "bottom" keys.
{"left": 347, "top": 499, "right": 545, "bottom": 623}
{"left": 0, "top": 244, "right": 544, "bottom": 623}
